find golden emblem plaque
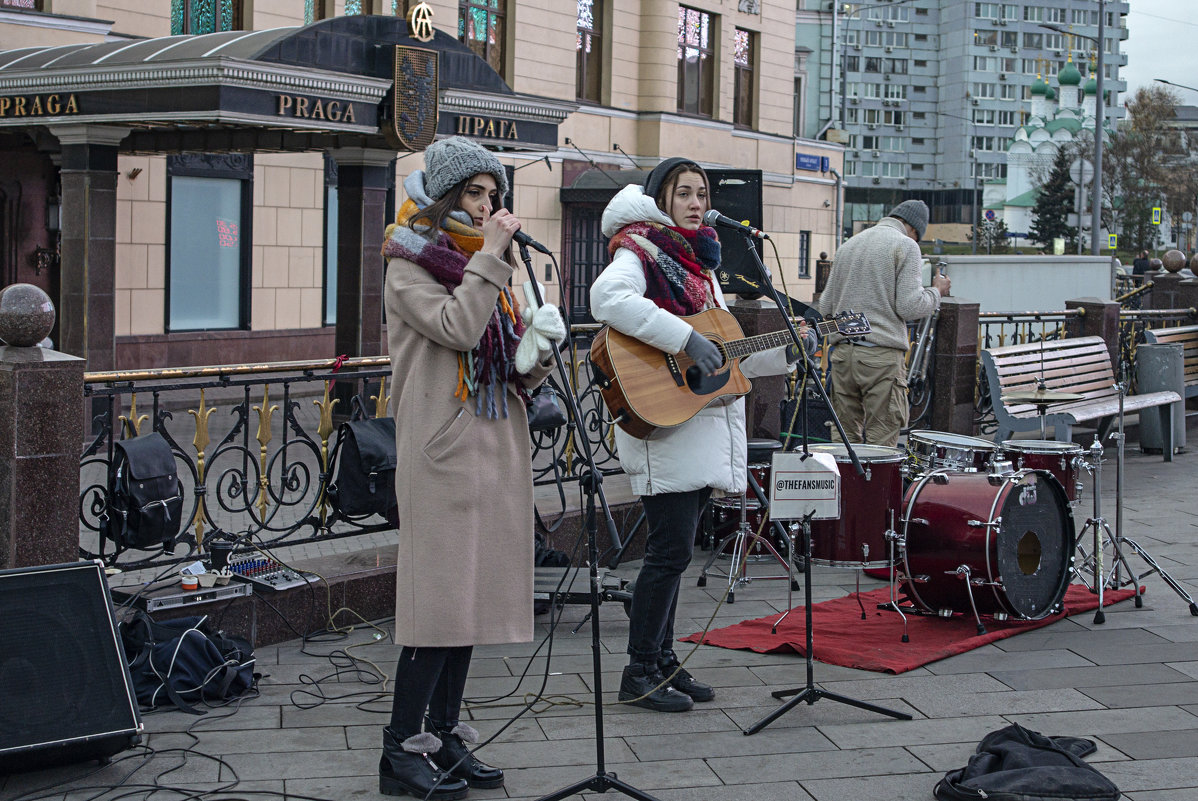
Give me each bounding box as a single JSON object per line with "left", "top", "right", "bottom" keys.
{"left": 407, "top": 2, "right": 435, "bottom": 43}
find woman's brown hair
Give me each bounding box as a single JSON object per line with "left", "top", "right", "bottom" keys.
{"left": 651, "top": 161, "right": 710, "bottom": 216}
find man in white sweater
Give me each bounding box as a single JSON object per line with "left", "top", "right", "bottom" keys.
{"left": 818, "top": 200, "right": 950, "bottom": 446}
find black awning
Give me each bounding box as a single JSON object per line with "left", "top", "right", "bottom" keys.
{"left": 560, "top": 168, "right": 648, "bottom": 204}
{"left": 0, "top": 15, "right": 572, "bottom": 154}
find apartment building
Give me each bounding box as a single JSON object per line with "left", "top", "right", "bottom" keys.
{"left": 0, "top": 0, "right": 840, "bottom": 371}
{"left": 795, "top": 0, "right": 1128, "bottom": 238}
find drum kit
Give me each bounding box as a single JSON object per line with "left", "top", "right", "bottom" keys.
{"left": 696, "top": 383, "right": 1195, "bottom": 637}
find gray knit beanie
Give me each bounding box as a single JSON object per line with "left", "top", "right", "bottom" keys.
{"left": 887, "top": 199, "right": 929, "bottom": 241}
{"left": 423, "top": 136, "right": 509, "bottom": 201}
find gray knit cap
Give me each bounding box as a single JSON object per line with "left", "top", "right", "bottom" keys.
{"left": 423, "top": 136, "right": 509, "bottom": 201}
{"left": 887, "top": 199, "right": 929, "bottom": 241}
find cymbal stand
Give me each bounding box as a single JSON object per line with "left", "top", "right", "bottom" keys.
{"left": 1073, "top": 436, "right": 1138, "bottom": 624}
{"left": 1105, "top": 374, "right": 1198, "bottom": 616}
{"left": 742, "top": 508, "right": 912, "bottom": 736}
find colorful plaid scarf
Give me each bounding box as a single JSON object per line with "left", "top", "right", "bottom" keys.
{"left": 383, "top": 199, "right": 525, "bottom": 419}
{"left": 607, "top": 222, "right": 720, "bottom": 316}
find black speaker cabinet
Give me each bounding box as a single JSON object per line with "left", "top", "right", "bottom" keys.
{"left": 0, "top": 562, "right": 142, "bottom": 774}
{"left": 706, "top": 169, "right": 764, "bottom": 298}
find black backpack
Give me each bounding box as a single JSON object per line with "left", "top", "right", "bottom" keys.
{"left": 105, "top": 432, "right": 185, "bottom": 552}
{"left": 327, "top": 417, "right": 398, "bottom": 519}
{"left": 119, "top": 612, "right": 258, "bottom": 714}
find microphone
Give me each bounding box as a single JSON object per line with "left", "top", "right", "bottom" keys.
{"left": 512, "top": 229, "right": 552, "bottom": 255}
{"left": 702, "top": 208, "right": 769, "bottom": 239}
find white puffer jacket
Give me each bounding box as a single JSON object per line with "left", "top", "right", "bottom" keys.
{"left": 590, "top": 184, "right": 793, "bottom": 496}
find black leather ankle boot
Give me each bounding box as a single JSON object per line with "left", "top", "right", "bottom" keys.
{"left": 380, "top": 728, "right": 469, "bottom": 799}
{"left": 426, "top": 719, "right": 505, "bottom": 789}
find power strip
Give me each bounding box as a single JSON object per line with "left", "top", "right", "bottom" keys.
{"left": 228, "top": 556, "right": 316, "bottom": 592}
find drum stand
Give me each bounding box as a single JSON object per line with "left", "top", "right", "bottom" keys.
{"left": 743, "top": 511, "right": 912, "bottom": 736}
{"left": 697, "top": 471, "right": 801, "bottom": 604}
{"left": 1074, "top": 378, "right": 1198, "bottom": 619}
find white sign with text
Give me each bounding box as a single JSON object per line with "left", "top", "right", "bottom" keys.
{"left": 769, "top": 451, "right": 841, "bottom": 520}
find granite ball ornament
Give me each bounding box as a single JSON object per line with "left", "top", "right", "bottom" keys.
{"left": 0, "top": 283, "right": 56, "bottom": 347}
{"left": 1162, "top": 249, "right": 1187, "bottom": 273}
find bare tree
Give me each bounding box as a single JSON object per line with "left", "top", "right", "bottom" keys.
{"left": 1101, "top": 86, "right": 1190, "bottom": 251}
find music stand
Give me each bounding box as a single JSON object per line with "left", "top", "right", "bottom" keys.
{"left": 728, "top": 234, "right": 912, "bottom": 735}
{"left": 516, "top": 243, "right": 662, "bottom": 801}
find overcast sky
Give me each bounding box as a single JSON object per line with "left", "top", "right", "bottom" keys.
{"left": 1122, "top": 1, "right": 1198, "bottom": 106}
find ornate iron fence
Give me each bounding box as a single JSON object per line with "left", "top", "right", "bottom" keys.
{"left": 81, "top": 338, "right": 623, "bottom": 572}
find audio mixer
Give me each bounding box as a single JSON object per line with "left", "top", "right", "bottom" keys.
{"left": 228, "top": 556, "right": 316, "bottom": 592}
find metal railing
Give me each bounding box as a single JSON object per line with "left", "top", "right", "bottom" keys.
{"left": 80, "top": 336, "right": 623, "bottom": 571}
{"left": 1118, "top": 307, "right": 1198, "bottom": 390}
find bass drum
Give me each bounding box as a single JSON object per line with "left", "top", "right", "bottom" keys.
{"left": 901, "top": 469, "right": 1075, "bottom": 620}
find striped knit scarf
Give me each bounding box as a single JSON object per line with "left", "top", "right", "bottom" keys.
{"left": 383, "top": 199, "right": 525, "bottom": 419}
{"left": 607, "top": 222, "right": 720, "bottom": 316}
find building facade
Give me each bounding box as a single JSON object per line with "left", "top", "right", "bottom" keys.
{"left": 795, "top": 0, "right": 1128, "bottom": 239}
{"left": 0, "top": 0, "right": 841, "bottom": 371}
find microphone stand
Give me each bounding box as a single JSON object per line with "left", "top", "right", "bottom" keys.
{"left": 731, "top": 233, "right": 911, "bottom": 735}
{"left": 516, "top": 242, "right": 662, "bottom": 801}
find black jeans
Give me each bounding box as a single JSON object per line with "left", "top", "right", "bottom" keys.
{"left": 389, "top": 645, "right": 473, "bottom": 736}
{"left": 626, "top": 488, "right": 711, "bottom": 665}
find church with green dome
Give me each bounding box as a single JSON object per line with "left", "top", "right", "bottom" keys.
{"left": 986, "top": 56, "right": 1110, "bottom": 248}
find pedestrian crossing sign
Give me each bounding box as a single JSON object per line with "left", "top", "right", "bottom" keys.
{"left": 1152, "top": 207, "right": 1162, "bottom": 225}
{"left": 1108, "top": 234, "right": 1117, "bottom": 249}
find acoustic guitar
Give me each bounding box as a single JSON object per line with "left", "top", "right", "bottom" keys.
{"left": 589, "top": 307, "right": 870, "bottom": 439}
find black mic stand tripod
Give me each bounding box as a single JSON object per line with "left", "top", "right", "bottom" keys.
{"left": 727, "top": 234, "right": 911, "bottom": 735}
{"left": 516, "top": 242, "right": 662, "bottom": 801}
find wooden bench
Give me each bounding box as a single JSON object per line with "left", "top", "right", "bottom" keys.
{"left": 980, "top": 336, "right": 1181, "bottom": 460}
{"left": 1143, "top": 324, "right": 1198, "bottom": 399}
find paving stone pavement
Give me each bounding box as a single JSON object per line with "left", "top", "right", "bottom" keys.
{"left": 4, "top": 423, "right": 1198, "bottom": 801}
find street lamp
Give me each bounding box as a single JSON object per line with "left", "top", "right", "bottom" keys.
{"left": 1155, "top": 78, "right": 1198, "bottom": 94}
{"left": 1041, "top": 2, "right": 1105, "bottom": 256}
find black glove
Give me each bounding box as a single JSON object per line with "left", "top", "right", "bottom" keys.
{"left": 684, "top": 330, "right": 723, "bottom": 374}
{"left": 785, "top": 330, "right": 818, "bottom": 363}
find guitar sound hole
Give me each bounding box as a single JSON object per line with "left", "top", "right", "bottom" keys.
{"left": 685, "top": 365, "right": 730, "bottom": 395}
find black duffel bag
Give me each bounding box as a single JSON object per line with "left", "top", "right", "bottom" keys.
{"left": 119, "top": 612, "right": 257, "bottom": 714}
{"left": 327, "top": 417, "right": 398, "bottom": 520}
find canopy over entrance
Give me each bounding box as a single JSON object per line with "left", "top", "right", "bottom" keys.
{"left": 0, "top": 15, "right": 571, "bottom": 153}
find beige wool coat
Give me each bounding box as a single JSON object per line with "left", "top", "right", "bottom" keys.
{"left": 385, "top": 248, "right": 553, "bottom": 647}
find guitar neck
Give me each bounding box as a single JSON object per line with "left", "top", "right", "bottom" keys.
{"left": 721, "top": 319, "right": 839, "bottom": 360}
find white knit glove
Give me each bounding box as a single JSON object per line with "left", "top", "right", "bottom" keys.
{"left": 515, "top": 281, "right": 566, "bottom": 373}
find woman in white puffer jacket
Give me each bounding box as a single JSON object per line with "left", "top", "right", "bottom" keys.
{"left": 590, "top": 158, "right": 809, "bottom": 713}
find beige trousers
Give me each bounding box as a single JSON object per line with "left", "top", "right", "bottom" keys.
{"left": 827, "top": 345, "right": 908, "bottom": 447}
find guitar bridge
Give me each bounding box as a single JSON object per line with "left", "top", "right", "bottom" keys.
{"left": 663, "top": 354, "right": 685, "bottom": 387}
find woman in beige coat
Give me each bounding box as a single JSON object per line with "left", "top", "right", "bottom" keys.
{"left": 379, "top": 136, "right": 556, "bottom": 800}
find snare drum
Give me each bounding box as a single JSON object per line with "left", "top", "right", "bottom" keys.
{"left": 1000, "top": 440, "right": 1083, "bottom": 502}
{"left": 806, "top": 444, "right": 906, "bottom": 569}
{"left": 900, "top": 468, "right": 1074, "bottom": 620}
{"left": 907, "top": 430, "right": 998, "bottom": 477}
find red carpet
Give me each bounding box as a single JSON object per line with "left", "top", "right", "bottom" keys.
{"left": 680, "top": 584, "right": 1141, "bottom": 674}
